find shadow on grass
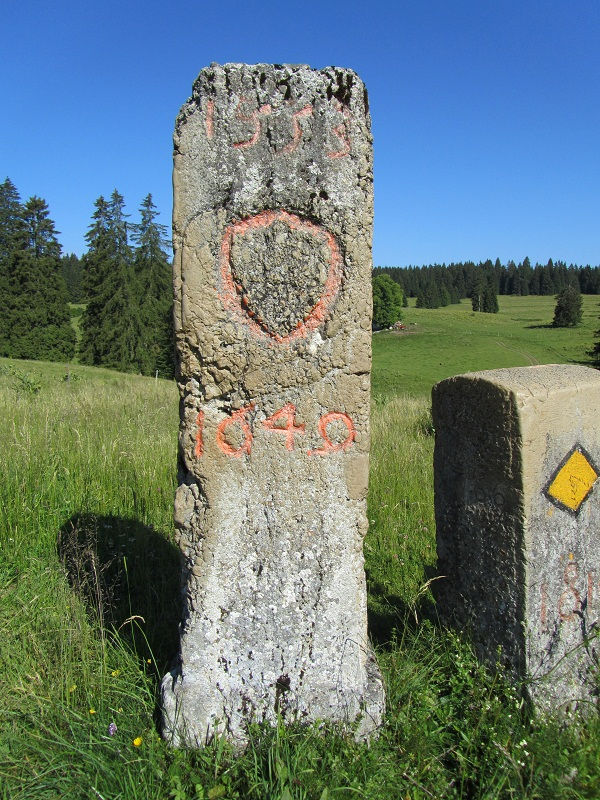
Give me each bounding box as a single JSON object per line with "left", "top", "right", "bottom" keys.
{"left": 570, "top": 358, "right": 598, "bottom": 367}
{"left": 57, "top": 513, "right": 181, "bottom": 672}
{"left": 367, "top": 576, "right": 438, "bottom": 648}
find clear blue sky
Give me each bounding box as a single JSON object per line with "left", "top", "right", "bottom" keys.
{"left": 2, "top": 0, "right": 598, "bottom": 266}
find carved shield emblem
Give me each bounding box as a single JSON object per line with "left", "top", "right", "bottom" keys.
{"left": 219, "top": 210, "right": 342, "bottom": 343}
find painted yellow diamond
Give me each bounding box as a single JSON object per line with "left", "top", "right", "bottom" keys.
{"left": 547, "top": 448, "right": 598, "bottom": 513}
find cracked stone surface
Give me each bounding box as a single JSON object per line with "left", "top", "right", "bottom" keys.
{"left": 433, "top": 365, "right": 600, "bottom": 714}
{"left": 229, "top": 219, "right": 330, "bottom": 338}
{"left": 161, "top": 63, "right": 385, "bottom": 748}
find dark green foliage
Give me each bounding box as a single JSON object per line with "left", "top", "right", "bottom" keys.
{"left": 80, "top": 191, "right": 174, "bottom": 377}
{"left": 80, "top": 191, "right": 137, "bottom": 371}
{"left": 471, "top": 277, "right": 484, "bottom": 311}
{"left": 372, "top": 272, "right": 404, "bottom": 328}
{"left": 131, "top": 194, "right": 174, "bottom": 378}
{"left": 79, "top": 195, "right": 111, "bottom": 365}
{"left": 552, "top": 285, "right": 582, "bottom": 327}
{"left": 482, "top": 280, "right": 499, "bottom": 313}
{"left": 375, "top": 258, "right": 597, "bottom": 309}
{"left": 61, "top": 252, "right": 84, "bottom": 302}
{"left": 0, "top": 177, "right": 23, "bottom": 250}
{"left": 471, "top": 273, "right": 498, "bottom": 313}
{"left": 0, "top": 189, "right": 75, "bottom": 361}
{"left": 588, "top": 328, "right": 600, "bottom": 367}
{"left": 0, "top": 177, "right": 24, "bottom": 354}
{"left": 416, "top": 281, "right": 441, "bottom": 309}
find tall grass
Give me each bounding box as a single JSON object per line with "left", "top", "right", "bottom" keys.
{"left": 0, "top": 360, "right": 178, "bottom": 798}
{"left": 1, "top": 298, "right": 599, "bottom": 799}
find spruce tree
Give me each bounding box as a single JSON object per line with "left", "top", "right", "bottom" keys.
{"left": 80, "top": 196, "right": 110, "bottom": 364}
{"left": 61, "top": 253, "right": 84, "bottom": 303}
{"left": 482, "top": 277, "right": 499, "bottom": 313}
{"left": 4, "top": 196, "right": 75, "bottom": 361}
{"left": 0, "top": 178, "right": 24, "bottom": 355}
{"left": 99, "top": 190, "right": 138, "bottom": 370}
{"left": 0, "top": 178, "right": 22, "bottom": 251}
{"left": 80, "top": 191, "right": 138, "bottom": 371}
{"left": 131, "top": 194, "right": 174, "bottom": 377}
{"left": 552, "top": 285, "right": 582, "bottom": 327}
{"left": 471, "top": 275, "right": 484, "bottom": 311}
{"left": 541, "top": 262, "right": 555, "bottom": 295}
{"left": 588, "top": 324, "right": 600, "bottom": 367}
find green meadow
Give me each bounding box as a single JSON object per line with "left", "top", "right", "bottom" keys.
{"left": 372, "top": 293, "right": 600, "bottom": 398}
{"left": 1, "top": 296, "right": 599, "bottom": 798}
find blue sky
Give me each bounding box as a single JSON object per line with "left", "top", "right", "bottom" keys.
{"left": 2, "top": 0, "right": 598, "bottom": 266}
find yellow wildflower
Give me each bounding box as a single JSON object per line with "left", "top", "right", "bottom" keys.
{"left": 133, "top": 736, "right": 143, "bottom": 747}
{"left": 89, "top": 709, "right": 96, "bottom": 715}
{"left": 111, "top": 669, "right": 120, "bottom": 677}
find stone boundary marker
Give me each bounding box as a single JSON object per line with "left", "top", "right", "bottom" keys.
{"left": 433, "top": 365, "right": 600, "bottom": 713}
{"left": 161, "top": 63, "right": 385, "bottom": 747}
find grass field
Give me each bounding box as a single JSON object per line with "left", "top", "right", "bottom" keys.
{"left": 0, "top": 296, "right": 599, "bottom": 798}
{"left": 372, "top": 294, "right": 600, "bottom": 397}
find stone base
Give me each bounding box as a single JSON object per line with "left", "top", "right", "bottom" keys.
{"left": 161, "top": 646, "right": 385, "bottom": 748}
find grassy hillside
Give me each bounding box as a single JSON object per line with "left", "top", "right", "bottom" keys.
{"left": 373, "top": 294, "right": 598, "bottom": 398}
{"left": 0, "top": 298, "right": 599, "bottom": 798}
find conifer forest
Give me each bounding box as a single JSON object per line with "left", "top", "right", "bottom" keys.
{"left": 2, "top": 175, "right": 600, "bottom": 378}
{"left": 0, "top": 178, "right": 174, "bottom": 378}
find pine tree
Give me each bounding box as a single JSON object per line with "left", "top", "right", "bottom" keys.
{"left": 99, "top": 190, "right": 138, "bottom": 370}
{"left": 4, "top": 196, "right": 75, "bottom": 360}
{"left": 0, "top": 178, "right": 23, "bottom": 258}
{"left": 79, "top": 196, "right": 110, "bottom": 364}
{"left": 416, "top": 279, "right": 441, "bottom": 309}
{"left": 552, "top": 285, "right": 582, "bottom": 327}
{"left": 518, "top": 257, "right": 531, "bottom": 296}
{"left": 588, "top": 324, "right": 600, "bottom": 367}
{"left": 471, "top": 274, "right": 484, "bottom": 311}
{"left": 482, "top": 277, "right": 499, "bottom": 313}
{"left": 0, "top": 178, "right": 24, "bottom": 355}
{"left": 61, "top": 253, "right": 84, "bottom": 303}
{"left": 131, "top": 194, "right": 174, "bottom": 377}
{"left": 541, "top": 262, "right": 555, "bottom": 295}
{"left": 80, "top": 190, "right": 138, "bottom": 371}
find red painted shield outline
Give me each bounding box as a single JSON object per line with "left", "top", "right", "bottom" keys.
{"left": 219, "top": 210, "right": 342, "bottom": 344}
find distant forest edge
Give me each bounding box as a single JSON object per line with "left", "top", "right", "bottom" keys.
{"left": 0, "top": 178, "right": 174, "bottom": 377}
{"left": 374, "top": 258, "right": 600, "bottom": 310}
{"left": 2, "top": 175, "right": 600, "bottom": 376}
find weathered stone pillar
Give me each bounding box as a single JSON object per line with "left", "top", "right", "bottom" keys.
{"left": 433, "top": 365, "right": 600, "bottom": 713}
{"left": 162, "top": 63, "right": 384, "bottom": 747}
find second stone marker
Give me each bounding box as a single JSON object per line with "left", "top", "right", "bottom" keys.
{"left": 162, "top": 63, "right": 385, "bottom": 747}
{"left": 433, "top": 365, "right": 600, "bottom": 713}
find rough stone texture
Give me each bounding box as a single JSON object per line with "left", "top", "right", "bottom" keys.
{"left": 433, "top": 365, "right": 600, "bottom": 713}
{"left": 161, "top": 63, "right": 385, "bottom": 747}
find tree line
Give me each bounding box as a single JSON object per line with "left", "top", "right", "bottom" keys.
{"left": 0, "top": 178, "right": 175, "bottom": 378}
{"left": 375, "top": 257, "right": 600, "bottom": 311}
{"left": 373, "top": 260, "right": 596, "bottom": 348}
{"left": 0, "top": 178, "right": 76, "bottom": 361}
{"left": 1, "top": 178, "right": 597, "bottom": 372}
